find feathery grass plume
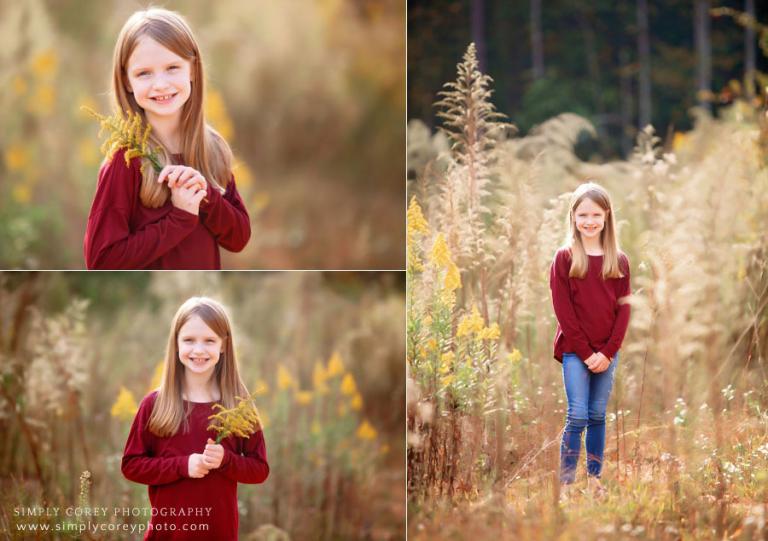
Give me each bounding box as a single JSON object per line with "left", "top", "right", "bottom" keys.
{"left": 81, "top": 106, "right": 162, "bottom": 173}
{"left": 207, "top": 395, "right": 262, "bottom": 444}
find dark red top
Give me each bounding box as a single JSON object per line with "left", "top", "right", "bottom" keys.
{"left": 84, "top": 149, "right": 250, "bottom": 270}
{"left": 122, "top": 391, "right": 269, "bottom": 541}
{"left": 549, "top": 247, "right": 631, "bottom": 363}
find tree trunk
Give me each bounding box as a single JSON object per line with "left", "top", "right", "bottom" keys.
{"left": 471, "top": 0, "right": 487, "bottom": 73}
{"left": 530, "top": 0, "right": 544, "bottom": 80}
{"left": 695, "top": 0, "right": 712, "bottom": 112}
{"left": 619, "top": 49, "right": 634, "bottom": 157}
{"left": 637, "top": 0, "right": 652, "bottom": 129}
{"left": 745, "top": 0, "right": 756, "bottom": 99}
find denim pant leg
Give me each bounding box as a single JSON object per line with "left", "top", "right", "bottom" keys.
{"left": 560, "top": 353, "right": 589, "bottom": 484}
{"left": 585, "top": 353, "right": 618, "bottom": 477}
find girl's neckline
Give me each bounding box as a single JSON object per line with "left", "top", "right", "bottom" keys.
{"left": 182, "top": 397, "right": 220, "bottom": 404}
{"left": 587, "top": 253, "right": 604, "bottom": 257}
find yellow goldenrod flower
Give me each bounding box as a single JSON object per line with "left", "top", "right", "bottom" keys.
{"left": 407, "top": 197, "right": 429, "bottom": 237}
{"left": 507, "top": 349, "right": 523, "bottom": 364}
{"left": 276, "top": 364, "right": 297, "bottom": 391}
{"left": 440, "top": 374, "right": 455, "bottom": 387}
{"left": 313, "top": 360, "right": 329, "bottom": 394}
{"left": 253, "top": 378, "right": 269, "bottom": 396}
{"left": 456, "top": 306, "right": 484, "bottom": 338}
{"left": 148, "top": 361, "right": 164, "bottom": 391}
{"left": 111, "top": 387, "right": 138, "bottom": 421}
{"left": 444, "top": 260, "right": 461, "bottom": 292}
{"left": 356, "top": 419, "right": 377, "bottom": 440}
{"left": 294, "top": 390, "right": 313, "bottom": 405}
{"left": 425, "top": 338, "right": 438, "bottom": 353}
{"left": 82, "top": 106, "right": 162, "bottom": 172}
{"left": 204, "top": 88, "right": 234, "bottom": 142}
{"left": 4, "top": 144, "right": 30, "bottom": 172}
{"left": 207, "top": 395, "right": 262, "bottom": 443}
{"left": 12, "top": 184, "right": 32, "bottom": 204}
{"left": 340, "top": 373, "right": 358, "bottom": 396}
{"left": 439, "top": 351, "right": 455, "bottom": 375}
{"left": 429, "top": 233, "right": 451, "bottom": 268}
{"left": 351, "top": 392, "right": 363, "bottom": 411}
{"left": 12, "top": 75, "right": 27, "bottom": 96}
{"left": 479, "top": 322, "right": 501, "bottom": 341}
{"left": 31, "top": 49, "right": 57, "bottom": 79}
{"left": 326, "top": 351, "right": 344, "bottom": 377}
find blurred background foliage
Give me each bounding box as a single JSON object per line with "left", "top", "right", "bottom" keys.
{"left": 409, "top": 0, "right": 768, "bottom": 160}
{"left": 0, "top": 271, "right": 405, "bottom": 540}
{"left": 0, "top": 0, "right": 405, "bottom": 269}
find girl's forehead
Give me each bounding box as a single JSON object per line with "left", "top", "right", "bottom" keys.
{"left": 179, "top": 314, "right": 219, "bottom": 336}
{"left": 127, "top": 35, "right": 187, "bottom": 69}
{"left": 574, "top": 197, "right": 605, "bottom": 213}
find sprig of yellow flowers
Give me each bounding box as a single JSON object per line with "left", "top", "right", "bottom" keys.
{"left": 81, "top": 106, "right": 163, "bottom": 173}
{"left": 207, "top": 395, "right": 262, "bottom": 444}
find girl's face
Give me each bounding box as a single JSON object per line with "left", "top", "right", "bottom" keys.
{"left": 125, "top": 36, "right": 192, "bottom": 122}
{"left": 177, "top": 315, "right": 223, "bottom": 377}
{"left": 573, "top": 197, "right": 607, "bottom": 241}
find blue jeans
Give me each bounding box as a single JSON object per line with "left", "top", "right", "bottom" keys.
{"left": 560, "top": 352, "right": 618, "bottom": 484}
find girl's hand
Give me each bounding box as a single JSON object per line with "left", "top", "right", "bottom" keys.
{"left": 187, "top": 453, "right": 211, "bottom": 478}
{"left": 158, "top": 165, "right": 207, "bottom": 192}
{"left": 589, "top": 353, "right": 611, "bottom": 373}
{"left": 170, "top": 181, "right": 207, "bottom": 215}
{"left": 203, "top": 438, "right": 225, "bottom": 469}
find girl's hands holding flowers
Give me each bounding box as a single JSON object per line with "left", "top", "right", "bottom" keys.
{"left": 188, "top": 453, "right": 211, "bottom": 478}
{"left": 158, "top": 165, "right": 207, "bottom": 215}
{"left": 203, "top": 438, "right": 225, "bottom": 469}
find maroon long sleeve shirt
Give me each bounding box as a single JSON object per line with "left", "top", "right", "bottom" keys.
{"left": 549, "top": 247, "right": 631, "bottom": 363}
{"left": 84, "top": 149, "right": 251, "bottom": 270}
{"left": 122, "top": 391, "right": 269, "bottom": 541}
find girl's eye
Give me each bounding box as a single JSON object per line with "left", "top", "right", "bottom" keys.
{"left": 168, "top": 66, "right": 179, "bottom": 71}
{"left": 138, "top": 71, "right": 150, "bottom": 77}
{"left": 206, "top": 339, "right": 214, "bottom": 344}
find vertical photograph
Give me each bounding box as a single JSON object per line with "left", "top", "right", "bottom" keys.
{"left": 1, "top": 272, "right": 405, "bottom": 540}
{"left": 407, "top": 1, "right": 768, "bottom": 539}
{"left": 0, "top": 0, "right": 404, "bottom": 270}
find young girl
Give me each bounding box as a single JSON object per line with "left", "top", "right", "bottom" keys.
{"left": 549, "top": 181, "right": 631, "bottom": 499}
{"left": 122, "top": 297, "right": 268, "bottom": 540}
{"left": 84, "top": 8, "right": 250, "bottom": 270}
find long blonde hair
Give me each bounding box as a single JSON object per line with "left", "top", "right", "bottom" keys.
{"left": 565, "top": 181, "right": 625, "bottom": 279}
{"left": 148, "top": 297, "right": 248, "bottom": 437}
{"left": 111, "top": 8, "right": 232, "bottom": 208}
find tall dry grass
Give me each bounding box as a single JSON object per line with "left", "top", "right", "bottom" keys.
{"left": 407, "top": 43, "right": 768, "bottom": 540}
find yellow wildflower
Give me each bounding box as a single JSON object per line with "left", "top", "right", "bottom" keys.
{"left": 507, "top": 349, "right": 523, "bottom": 364}
{"left": 5, "top": 144, "right": 30, "bottom": 172}
{"left": 356, "top": 419, "right": 377, "bottom": 440}
{"left": 111, "top": 387, "right": 138, "bottom": 421}
{"left": 444, "top": 260, "right": 461, "bottom": 292}
{"left": 148, "top": 361, "right": 164, "bottom": 391}
{"left": 340, "top": 373, "right": 358, "bottom": 396}
{"left": 425, "top": 338, "right": 438, "bottom": 353}
{"left": 277, "top": 364, "right": 297, "bottom": 391}
{"left": 407, "top": 197, "right": 429, "bottom": 238}
{"left": 313, "top": 361, "right": 329, "bottom": 394}
{"left": 351, "top": 392, "right": 363, "bottom": 410}
{"left": 204, "top": 88, "right": 234, "bottom": 141}
{"left": 12, "top": 75, "right": 27, "bottom": 96}
{"left": 295, "top": 390, "right": 313, "bottom": 405}
{"left": 441, "top": 374, "right": 455, "bottom": 387}
{"left": 31, "top": 49, "right": 57, "bottom": 79}
{"left": 430, "top": 233, "right": 451, "bottom": 268}
{"left": 326, "top": 351, "right": 344, "bottom": 377}
{"left": 456, "top": 306, "right": 484, "bottom": 338}
{"left": 479, "top": 322, "right": 501, "bottom": 341}
{"left": 253, "top": 378, "right": 269, "bottom": 396}
{"left": 12, "top": 184, "right": 32, "bottom": 204}
{"left": 82, "top": 107, "right": 162, "bottom": 172}
{"left": 207, "top": 395, "right": 262, "bottom": 443}
{"left": 439, "top": 351, "right": 455, "bottom": 375}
